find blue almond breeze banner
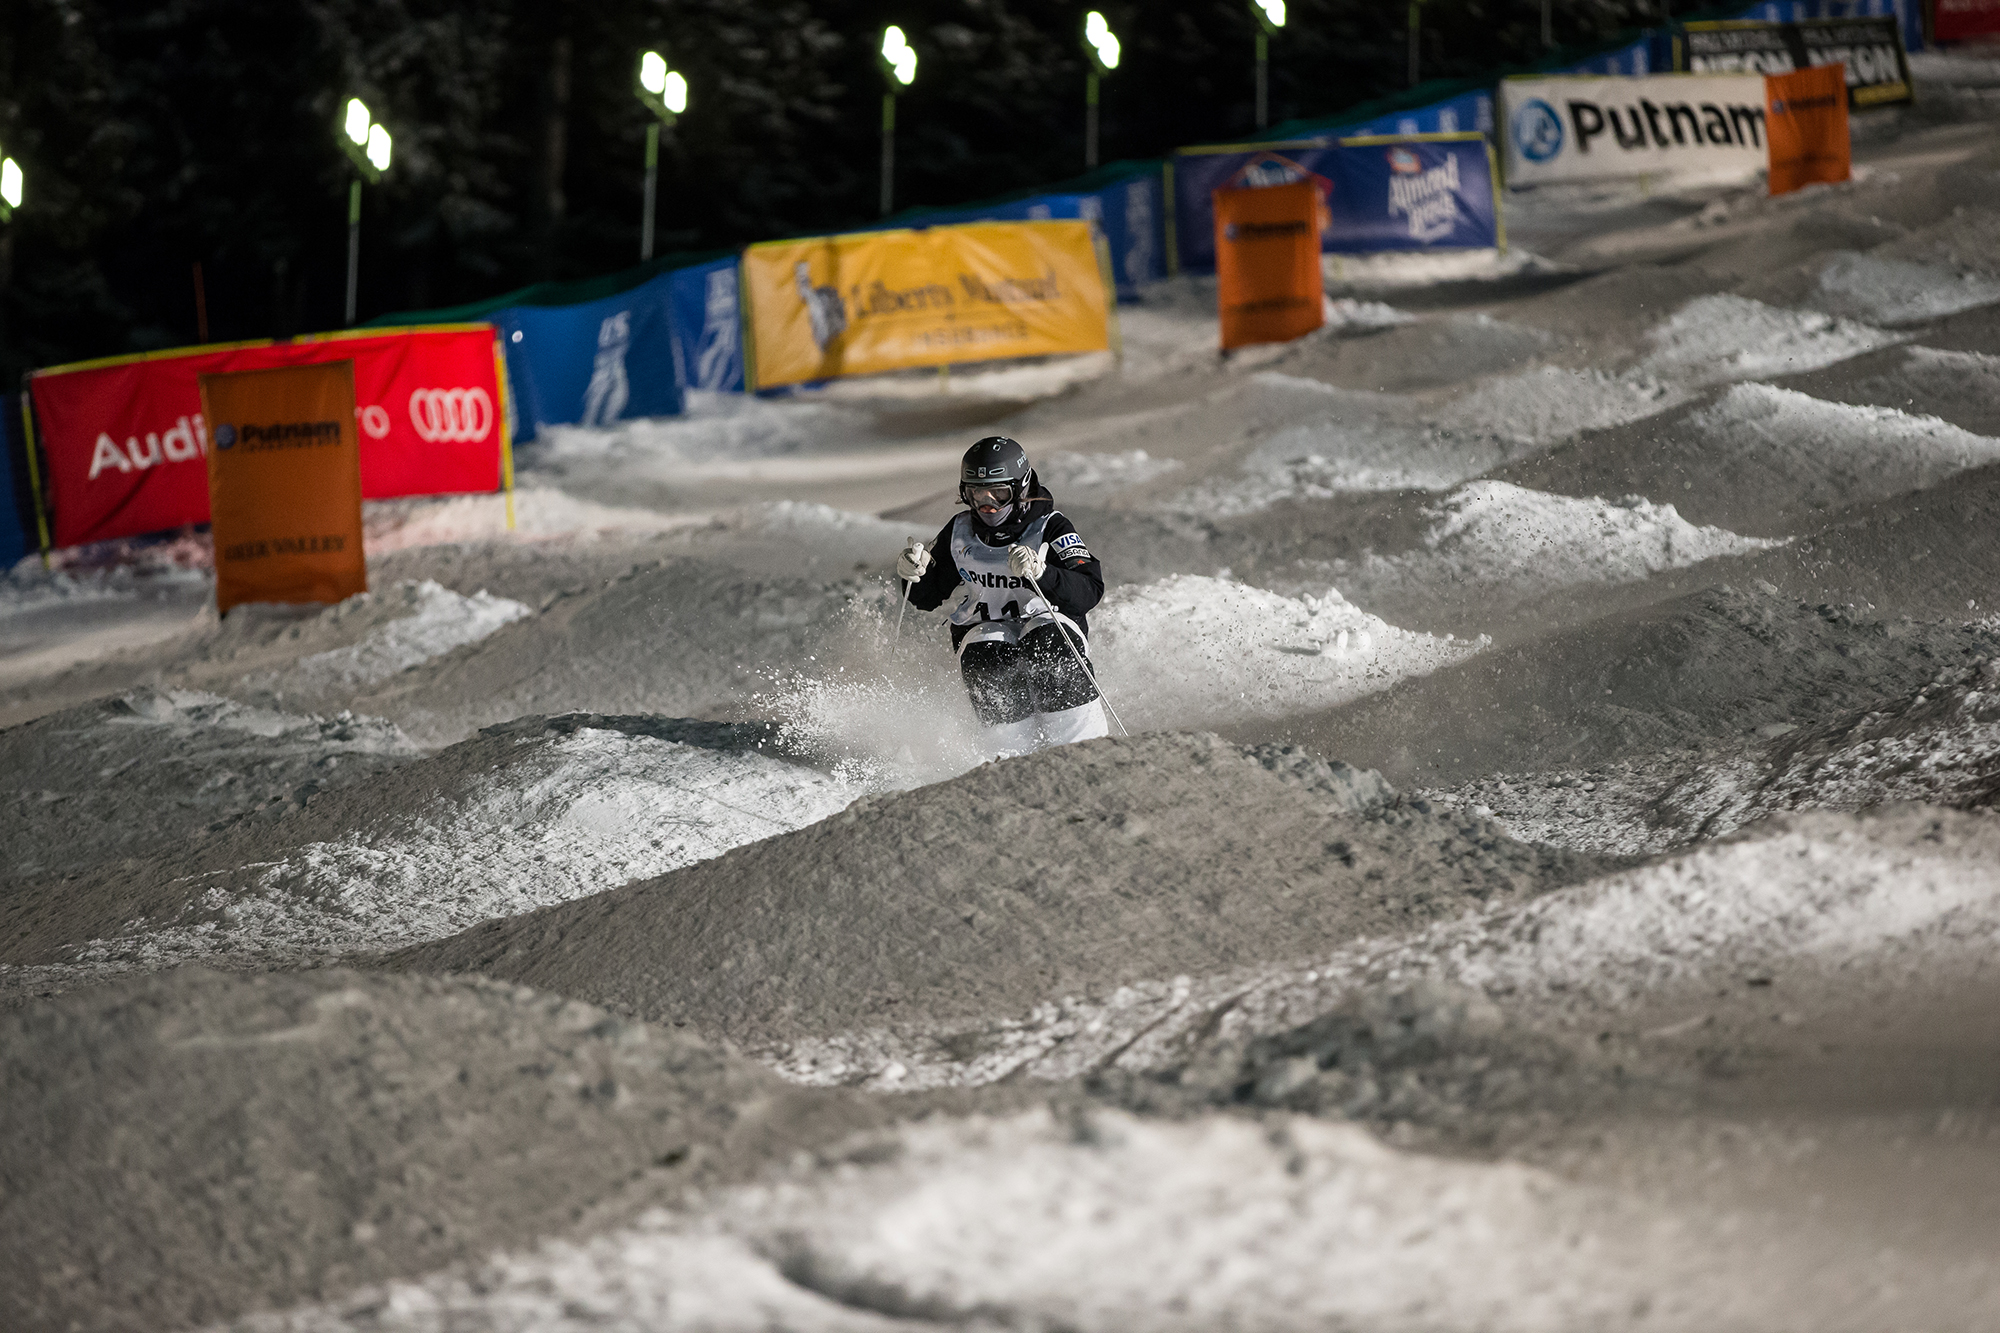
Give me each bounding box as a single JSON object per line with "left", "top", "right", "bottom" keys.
{"left": 668, "top": 256, "right": 746, "bottom": 394}
{"left": 1321, "top": 136, "right": 1502, "bottom": 254}
{"left": 877, "top": 162, "right": 1168, "bottom": 301}
{"left": 1174, "top": 136, "right": 1500, "bottom": 271}
{"left": 496, "top": 271, "right": 684, "bottom": 442}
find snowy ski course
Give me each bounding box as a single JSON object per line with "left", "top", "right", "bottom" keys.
{"left": 11, "top": 72, "right": 2000, "bottom": 1333}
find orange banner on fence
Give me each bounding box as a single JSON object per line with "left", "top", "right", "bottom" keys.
{"left": 1766, "top": 64, "right": 1851, "bottom": 196}
{"left": 741, "top": 220, "right": 1113, "bottom": 389}
{"left": 1214, "top": 179, "right": 1328, "bottom": 352}
{"left": 199, "top": 361, "right": 368, "bottom": 615}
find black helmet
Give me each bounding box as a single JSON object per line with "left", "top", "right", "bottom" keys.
{"left": 959, "top": 436, "right": 1031, "bottom": 507}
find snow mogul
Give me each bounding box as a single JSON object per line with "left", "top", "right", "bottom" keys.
{"left": 896, "top": 436, "right": 1111, "bottom": 751}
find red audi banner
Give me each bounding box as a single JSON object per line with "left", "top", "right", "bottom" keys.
{"left": 27, "top": 325, "right": 510, "bottom": 549}
{"left": 1937, "top": 0, "right": 2000, "bottom": 40}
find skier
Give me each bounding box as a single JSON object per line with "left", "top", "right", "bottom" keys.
{"left": 896, "top": 436, "right": 1110, "bottom": 752}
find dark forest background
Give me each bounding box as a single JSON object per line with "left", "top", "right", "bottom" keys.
{"left": 0, "top": 0, "right": 1654, "bottom": 379}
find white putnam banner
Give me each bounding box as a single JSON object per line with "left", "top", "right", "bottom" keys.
{"left": 1502, "top": 73, "right": 1768, "bottom": 187}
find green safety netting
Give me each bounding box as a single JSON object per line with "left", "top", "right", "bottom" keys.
{"left": 366, "top": 5, "right": 1772, "bottom": 325}
{"left": 361, "top": 247, "right": 733, "bottom": 328}
{"left": 881, "top": 157, "right": 1168, "bottom": 229}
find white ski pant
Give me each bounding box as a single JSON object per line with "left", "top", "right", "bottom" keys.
{"left": 981, "top": 698, "right": 1110, "bottom": 754}
{"left": 960, "top": 622, "right": 1107, "bottom": 754}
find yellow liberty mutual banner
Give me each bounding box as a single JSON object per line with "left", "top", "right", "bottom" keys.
{"left": 742, "top": 220, "right": 1113, "bottom": 389}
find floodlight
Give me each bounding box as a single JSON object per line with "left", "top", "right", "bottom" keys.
{"left": 882, "top": 25, "right": 917, "bottom": 86}
{"left": 640, "top": 50, "right": 668, "bottom": 95}
{"left": 344, "top": 98, "right": 371, "bottom": 146}
{"left": 1253, "top": 0, "right": 1286, "bottom": 29}
{"left": 366, "top": 124, "right": 391, "bottom": 172}
{"left": 664, "top": 70, "right": 688, "bottom": 114}
{"left": 0, "top": 159, "right": 19, "bottom": 210}
{"left": 1085, "top": 12, "right": 1120, "bottom": 71}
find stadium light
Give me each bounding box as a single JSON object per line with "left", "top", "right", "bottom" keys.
{"left": 881, "top": 25, "right": 917, "bottom": 86}
{"left": 344, "top": 99, "right": 370, "bottom": 147}
{"left": 1084, "top": 12, "right": 1121, "bottom": 69}
{"left": 878, "top": 26, "right": 918, "bottom": 216}
{"left": 0, "top": 156, "right": 21, "bottom": 218}
{"left": 634, "top": 49, "right": 688, "bottom": 261}
{"left": 1082, "top": 12, "right": 1120, "bottom": 170}
{"left": 335, "top": 97, "right": 392, "bottom": 325}
{"left": 1250, "top": 0, "right": 1285, "bottom": 129}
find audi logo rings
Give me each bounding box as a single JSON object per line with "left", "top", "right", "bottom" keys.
{"left": 408, "top": 387, "right": 494, "bottom": 443}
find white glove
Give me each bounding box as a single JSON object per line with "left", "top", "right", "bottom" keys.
{"left": 1008, "top": 542, "right": 1046, "bottom": 582}
{"left": 896, "top": 540, "right": 931, "bottom": 583}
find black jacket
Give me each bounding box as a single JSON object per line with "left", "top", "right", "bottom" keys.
{"left": 904, "top": 475, "right": 1105, "bottom": 641}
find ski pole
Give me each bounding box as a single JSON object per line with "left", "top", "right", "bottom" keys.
{"left": 1043, "top": 608, "right": 1130, "bottom": 738}
{"left": 893, "top": 535, "right": 919, "bottom": 645}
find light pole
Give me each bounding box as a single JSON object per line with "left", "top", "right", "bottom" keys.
{"left": 1408, "top": 0, "right": 1425, "bottom": 87}
{"left": 1251, "top": 0, "right": 1284, "bottom": 131}
{"left": 635, "top": 49, "right": 687, "bottom": 262}
{"left": 879, "top": 25, "right": 917, "bottom": 217}
{"left": 1082, "top": 12, "right": 1120, "bottom": 170}
{"left": 336, "top": 98, "right": 391, "bottom": 326}
{"left": 1541, "top": 0, "right": 1554, "bottom": 48}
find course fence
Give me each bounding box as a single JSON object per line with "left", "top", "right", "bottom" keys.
{"left": 14, "top": 0, "right": 1935, "bottom": 556}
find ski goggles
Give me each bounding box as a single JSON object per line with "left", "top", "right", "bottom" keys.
{"left": 964, "top": 482, "right": 1017, "bottom": 509}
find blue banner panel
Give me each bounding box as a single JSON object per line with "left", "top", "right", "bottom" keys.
{"left": 1, "top": 394, "right": 32, "bottom": 567}
{"left": 1322, "top": 139, "right": 1500, "bottom": 254}
{"left": 668, "top": 257, "right": 746, "bottom": 394}
{"left": 1336, "top": 88, "right": 1496, "bottom": 139}
{"left": 495, "top": 271, "right": 684, "bottom": 442}
{"left": 1175, "top": 138, "right": 1496, "bottom": 270}
{"left": 1175, "top": 142, "right": 1342, "bottom": 273}
{"left": 871, "top": 168, "right": 1168, "bottom": 301}
{"left": 1721, "top": 0, "right": 1921, "bottom": 53}
{"left": 1559, "top": 34, "right": 1659, "bottom": 74}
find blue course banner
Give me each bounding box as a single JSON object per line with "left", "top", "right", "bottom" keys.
{"left": 1174, "top": 136, "right": 1497, "bottom": 271}
{"left": 874, "top": 167, "right": 1167, "bottom": 301}
{"left": 668, "top": 257, "right": 746, "bottom": 394}
{"left": 1559, "top": 34, "right": 1659, "bottom": 75}
{"left": 1322, "top": 137, "right": 1501, "bottom": 255}
{"left": 1, "top": 394, "right": 31, "bottom": 566}
{"left": 495, "top": 270, "right": 683, "bottom": 442}
{"left": 1336, "top": 88, "right": 1496, "bottom": 140}
{"left": 1721, "top": 0, "right": 1921, "bottom": 54}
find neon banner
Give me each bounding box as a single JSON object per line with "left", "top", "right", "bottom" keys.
{"left": 741, "top": 220, "right": 1113, "bottom": 391}
{"left": 1682, "top": 17, "right": 1911, "bottom": 107}
{"left": 28, "top": 326, "right": 507, "bottom": 549}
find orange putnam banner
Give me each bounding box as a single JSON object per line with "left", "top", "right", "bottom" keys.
{"left": 1214, "top": 178, "right": 1328, "bottom": 351}
{"left": 199, "top": 361, "right": 368, "bottom": 615}
{"left": 741, "top": 220, "right": 1113, "bottom": 389}
{"left": 1766, "top": 63, "right": 1850, "bottom": 196}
